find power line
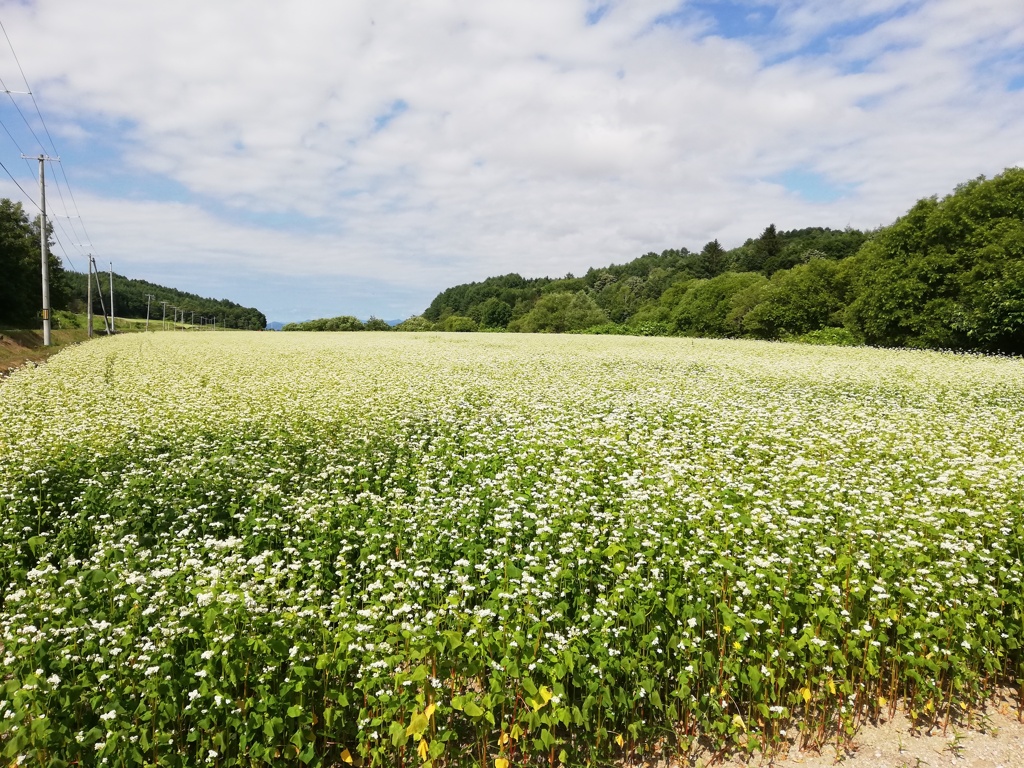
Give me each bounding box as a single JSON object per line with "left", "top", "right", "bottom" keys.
{"left": 0, "top": 19, "right": 49, "bottom": 157}
{"left": 0, "top": 156, "right": 37, "bottom": 206}
{"left": 0, "top": 20, "right": 95, "bottom": 270}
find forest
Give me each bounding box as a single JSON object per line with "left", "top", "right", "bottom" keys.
{"left": 60, "top": 271, "right": 268, "bottom": 331}
{"left": 399, "top": 169, "right": 1024, "bottom": 355}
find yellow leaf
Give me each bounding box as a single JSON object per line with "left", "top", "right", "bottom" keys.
{"left": 407, "top": 710, "right": 430, "bottom": 738}
{"left": 615, "top": 734, "right": 625, "bottom": 747}
{"left": 510, "top": 724, "right": 523, "bottom": 741}
{"left": 499, "top": 732, "right": 509, "bottom": 746}
{"left": 341, "top": 749, "right": 353, "bottom": 764}
{"left": 878, "top": 696, "right": 888, "bottom": 708}
{"left": 827, "top": 680, "right": 836, "bottom": 695}
{"left": 800, "top": 686, "right": 812, "bottom": 704}
{"left": 424, "top": 703, "right": 436, "bottom": 719}
{"left": 529, "top": 686, "right": 554, "bottom": 712}
{"left": 495, "top": 759, "right": 509, "bottom": 768}
{"left": 418, "top": 739, "right": 429, "bottom": 761}
{"left": 732, "top": 714, "right": 746, "bottom": 732}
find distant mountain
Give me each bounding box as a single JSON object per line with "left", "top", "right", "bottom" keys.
{"left": 266, "top": 321, "right": 286, "bottom": 331}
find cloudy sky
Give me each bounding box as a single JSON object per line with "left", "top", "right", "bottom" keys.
{"left": 1, "top": 0, "right": 1023, "bottom": 323}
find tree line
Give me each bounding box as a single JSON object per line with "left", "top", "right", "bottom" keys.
{"left": 0, "top": 195, "right": 267, "bottom": 331}
{"left": 61, "top": 272, "right": 268, "bottom": 331}
{"left": 393, "top": 169, "right": 1022, "bottom": 355}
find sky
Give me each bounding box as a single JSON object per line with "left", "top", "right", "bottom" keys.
{"left": 1, "top": 0, "right": 1023, "bottom": 324}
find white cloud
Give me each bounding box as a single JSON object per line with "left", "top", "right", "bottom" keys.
{"left": 0, "top": 0, "right": 1022, "bottom": 319}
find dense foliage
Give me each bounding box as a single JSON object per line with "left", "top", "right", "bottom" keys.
{"left": 282, "top": 316, "right": 392, "bottom": 332}
{"left": 1, "top": 333, "right": 1022, "bottom": 767}
{"left": 0, "top": 199, "right": 68, "bottom": 327}
{"left": 61, "top": 272, "right": 268, "bottom": 331}
{"left": 843, "top": 171, "right": 1024, "bottom": 354}
{"left": 413, "top": 169, "right": 1024, "bottom": 355}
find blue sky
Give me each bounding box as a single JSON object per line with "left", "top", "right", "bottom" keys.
{"left": 1, "top": 0, "right": 1023, "bottom": 323}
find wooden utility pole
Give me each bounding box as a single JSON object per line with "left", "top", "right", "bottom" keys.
{"left": 145, "top": 294, "right": 155, "bottom": 331}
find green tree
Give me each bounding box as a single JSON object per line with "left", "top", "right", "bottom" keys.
{"left": 844, "top": 168, "right": 1024, "bottom": 353}
{"left": 395, "top": 315, "right": 435, "bottom": 331}
{"left": 670, "top": 272, "right": 767, "bottom": 337}
{"left": 442, "top": 315, "right": 478, "bottom": 332}
{"left": 734, "top": 224, "right": 782, "bottom": 274}
{"left": 478, "top": 297, "right": 513, "bottom": 328}
{"left": 0, "top": 198, "right": 66, "bottom": 326}
{"left": 693, "top": 239, "right": 728, "bottom": 278}
{"left": 511, "top": 292, "right": 608, "bottom": 333}
{"left": 740, "top": 258, "right": 850, "bottom": 339}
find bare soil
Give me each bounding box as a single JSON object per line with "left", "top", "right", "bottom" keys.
{"left": 697, "top": 692, "right": 1024, "bottom": 767}
{"left": 0, "top": 328, "right": 90, "bottom": 377}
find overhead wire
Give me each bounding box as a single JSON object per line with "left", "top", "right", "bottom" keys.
{"left": 0, "top": 157, "right": 37, "bottom": 207}
{"left": 0, "top": 17, "right": 93, "bottom": 273}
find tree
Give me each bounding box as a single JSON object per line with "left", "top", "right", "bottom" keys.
{"left": 734, "top": 224, "right": 783, "bottom": 274}
{"left": 442, "top": 315, "right": 478, "bottom": 332}
{"left": 478, "top": 297, "right": 513, "bottom": 328}
{"left": 693, "top": 239, "right": 728, "bottom": 278}
{"left": 670, "top": 272, "right": 767, "bottom": 337}
{"left": 740, "top": 258, "right": 849, "bottom": 339}
{"left": 511, "top": 292, "right": 608, "bottom": 333}
{"left": 395, "top": 315, "right": 434, "bottom": 331}
{"left": 843, "top": 168, "right": 1024, "bottom": 353}
{"left": 0, "top": 198, "right": 66, "bottom": 326}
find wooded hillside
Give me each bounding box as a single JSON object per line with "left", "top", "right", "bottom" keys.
{"left": 407, "top": 169, "right": 1023, "bottom": 355}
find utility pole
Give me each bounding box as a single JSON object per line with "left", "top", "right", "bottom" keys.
{"left": 145, "top": 294, "right": 155, "bottom": 331}
{"left": 90, "top": 256, "right": 111, "bottom": 334}
{"left": 161, "top": 301, "right": 168, "bottom": 331}
{"left": 108, "top": 262, "right": 115, "bottom": 333}
{"left": 24, "top": 155, "right": 55, "bottom": 345}
{"left": 86, "top": 254, "right": 93, "bottom": 338}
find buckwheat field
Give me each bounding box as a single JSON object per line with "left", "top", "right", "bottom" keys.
{"left": 1, "top": 332, "right": 1021, "bottom": 767}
